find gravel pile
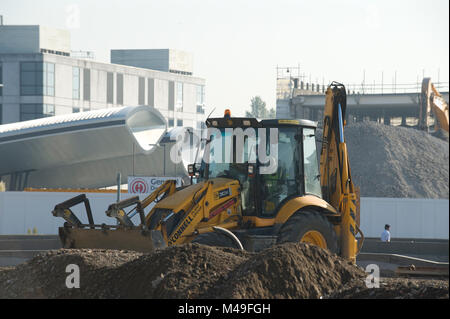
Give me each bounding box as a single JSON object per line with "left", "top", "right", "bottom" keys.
{"left": 432, "top": 129, "right": 449, "bottom": 142}
{"left": 316, "top": 122, "right": 449, "bottom": 198}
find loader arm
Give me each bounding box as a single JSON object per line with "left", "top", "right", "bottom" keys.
{"left": 141, "top": 180, "right": 178, "bottom": 210}
{"left": 160, "top": 181, "right": 209, "bottom": 245}
{"left": 156, "top": 180, "right": 241, "bottom": 246}
{"left": 104, "top": 179, "right": 177, "bottom": 227}
{"left": 319, "top": 82, "right": 362, "bottom": 262}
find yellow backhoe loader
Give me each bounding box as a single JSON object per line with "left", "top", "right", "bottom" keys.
{"left": 419, "top": 77, "right": 449, "bottom": 132}
{"left": 52, "top": 82, "right": 364, "bottom": 263}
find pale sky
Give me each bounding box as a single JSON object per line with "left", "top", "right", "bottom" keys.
{"left": 1, "top": 0, "right": 449, "bottom": 116}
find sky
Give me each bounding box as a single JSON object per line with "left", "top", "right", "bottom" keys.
{"left": 1, "top": 0, "right": 449, "bottom": 116}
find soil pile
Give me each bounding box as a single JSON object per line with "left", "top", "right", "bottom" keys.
{"left": 112, "top": 244, "right": 249, "bottom": 298}
{"left": 202, "top": 242, "right": 365, "bottom": 299}
{"left": 0, "top": 243, "right": 365, "bottom": 299}
{"left": 0, "top": 249, "right": 142, "bottom": 298}
{"left": 316, "top": 122, "right": 449, "bottom": 198}
{"left": 326, "top": 277, "right": 449, "bottom": 299}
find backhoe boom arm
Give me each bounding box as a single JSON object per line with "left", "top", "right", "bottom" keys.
{"left": 319, "top": 82, "right": 362, "bottom": 262}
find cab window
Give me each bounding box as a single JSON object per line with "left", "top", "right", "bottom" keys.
{"left": 303, "top": 128, "right": 322, "bottom": 197}
{"left": 260, "top": 127, "right": 302, "bottom": 217}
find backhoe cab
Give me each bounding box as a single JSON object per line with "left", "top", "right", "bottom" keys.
{"left": 53, "top": 82, "right": 363, "bottom": 262}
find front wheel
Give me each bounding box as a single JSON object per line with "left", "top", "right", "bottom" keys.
{"left": 277, "top": 210, "right": 339, "bottom": 254}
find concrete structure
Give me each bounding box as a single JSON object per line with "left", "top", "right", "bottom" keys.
{"left": 0, "top": 25, "right": 70, "bottom": 56}
{"left": 360, "top": 238, "right": 449, "bottom": 260}
{"left": 111, "top": 49, "right": 193, "bottom": 75}
{"left": 0, "top": 106, "right": 196, "bottom": 190}
{"left": 286, "top": 91, "right": 450, "bottom": 127}
{"left": 0, "top": 24, "right": 207, "bottom": 131}
{"left": 275, "top": 69, "right": 449, "bottom": 127}
{"left": 0, "top": 235, "right": 63, "bottom": 267}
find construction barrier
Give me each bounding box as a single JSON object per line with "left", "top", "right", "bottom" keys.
{"left": 0, "top": 192, "right": 448, "bottom": 238}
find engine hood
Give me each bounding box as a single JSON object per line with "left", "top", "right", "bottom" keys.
{"left": 154, "top": 178, "right": 239, "bottom": 211}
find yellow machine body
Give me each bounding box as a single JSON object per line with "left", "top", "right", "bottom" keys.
{"left": 147, "top": 178, "right": 242, "bottom": 246}
{"left": 53, "top": 82, "right": 363, "bottom": 262}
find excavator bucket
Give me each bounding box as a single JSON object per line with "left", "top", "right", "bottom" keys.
{"left": 58, "top": 226, "right": 166, "bottom": 252}
{"left": 52, "top": 193, "right": 167, "bottom": 253}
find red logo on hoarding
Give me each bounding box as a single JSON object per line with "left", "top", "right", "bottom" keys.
{"left": 130, "top": 178, "right": 149, "bottom": 193}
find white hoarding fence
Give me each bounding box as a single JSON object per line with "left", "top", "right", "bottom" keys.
{"left": 0, "top": 191, "right": 136, "bottom": 235}
{"left": 0, "top": 192, "right": 448, "bottom": 237}
{"left": 360, "top": 197, "right": 449, "bottom": 239}
{"left": 128, "top": 176, "right": 183, "bottom": 194}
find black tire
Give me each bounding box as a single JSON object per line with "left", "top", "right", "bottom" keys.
{"left": 192, "top": 231, "right": 240, "bottom": 249}
{"left": 277, "top": 210, "right": 339, "bottom": 254}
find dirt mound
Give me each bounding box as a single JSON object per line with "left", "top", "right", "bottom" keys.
{"left": 0, "top": 249, "right": 142, "bottom": 298}
{"left": 316, "top": 122, "right": 449, "bottom": 198}
{"left": 112, "top": 244, "right": 250, "bottom": 298}
{"left": 326, "top": 277, "right": 449, "bottom": 299}
{"left": 0, "top": 245, "right": 251, "bottom": 299}
{"left": 1, "top": 244, "right": 447, "bottom": 299}
{"left": 202, "top": 242, "right": 365, "bottom": 299}
{"left": 0, "top": 243, "right": 366, "bottom": 299}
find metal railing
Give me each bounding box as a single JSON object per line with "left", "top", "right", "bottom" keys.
{"left": 344, "top": 81, "right": 449, "bottom": 95}
{"left": 278, "top": 80, "right": 449, "bottom": 98}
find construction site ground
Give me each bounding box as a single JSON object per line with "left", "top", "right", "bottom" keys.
{"left": 1, "top": 122, "right": 449, "bottom": 299}
{"left": 0, "top": 242, "right": 448, "bottom": 299}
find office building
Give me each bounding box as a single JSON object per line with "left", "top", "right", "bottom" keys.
{"left": 0, "top": 23, "right": 207, "bottom": 130}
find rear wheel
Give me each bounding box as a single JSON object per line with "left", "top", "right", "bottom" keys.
{"left": 277, "top": 210, "right": 339, "bottom": 254}
{"left": 191, "top": 231, "right": 240, "bottom": 249}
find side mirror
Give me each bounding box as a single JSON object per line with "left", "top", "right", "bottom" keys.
{"left": 194, "top": 163, "right": 202, "bottom": 178}
{"left": 248, "top": 164, "right": 255, "bottom": 178}
{"left": 188, "top": 164, "right": 195, "bottom": 177}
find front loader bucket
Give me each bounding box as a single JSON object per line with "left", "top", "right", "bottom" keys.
{"left": 58, "top": 226, "right": 166, "bottom": 253}
{"left": 52, "top": 193, "right": 167, "bottom": 253}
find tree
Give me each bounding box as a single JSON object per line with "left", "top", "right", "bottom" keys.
{"left": 268, "top": 108, "right": 276, "bottom": 119}
{"left": 245, "top": 96, "right": 276, "bottom": 118}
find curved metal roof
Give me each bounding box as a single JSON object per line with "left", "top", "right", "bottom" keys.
{"left": 0, "top": 107, "right": 132, "bottom": 135}
{"left": 0, "top": 106, "right": 190, "bottom": 189}
{"left": 0, "top": 106, "right": 167, "bottom": 152}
